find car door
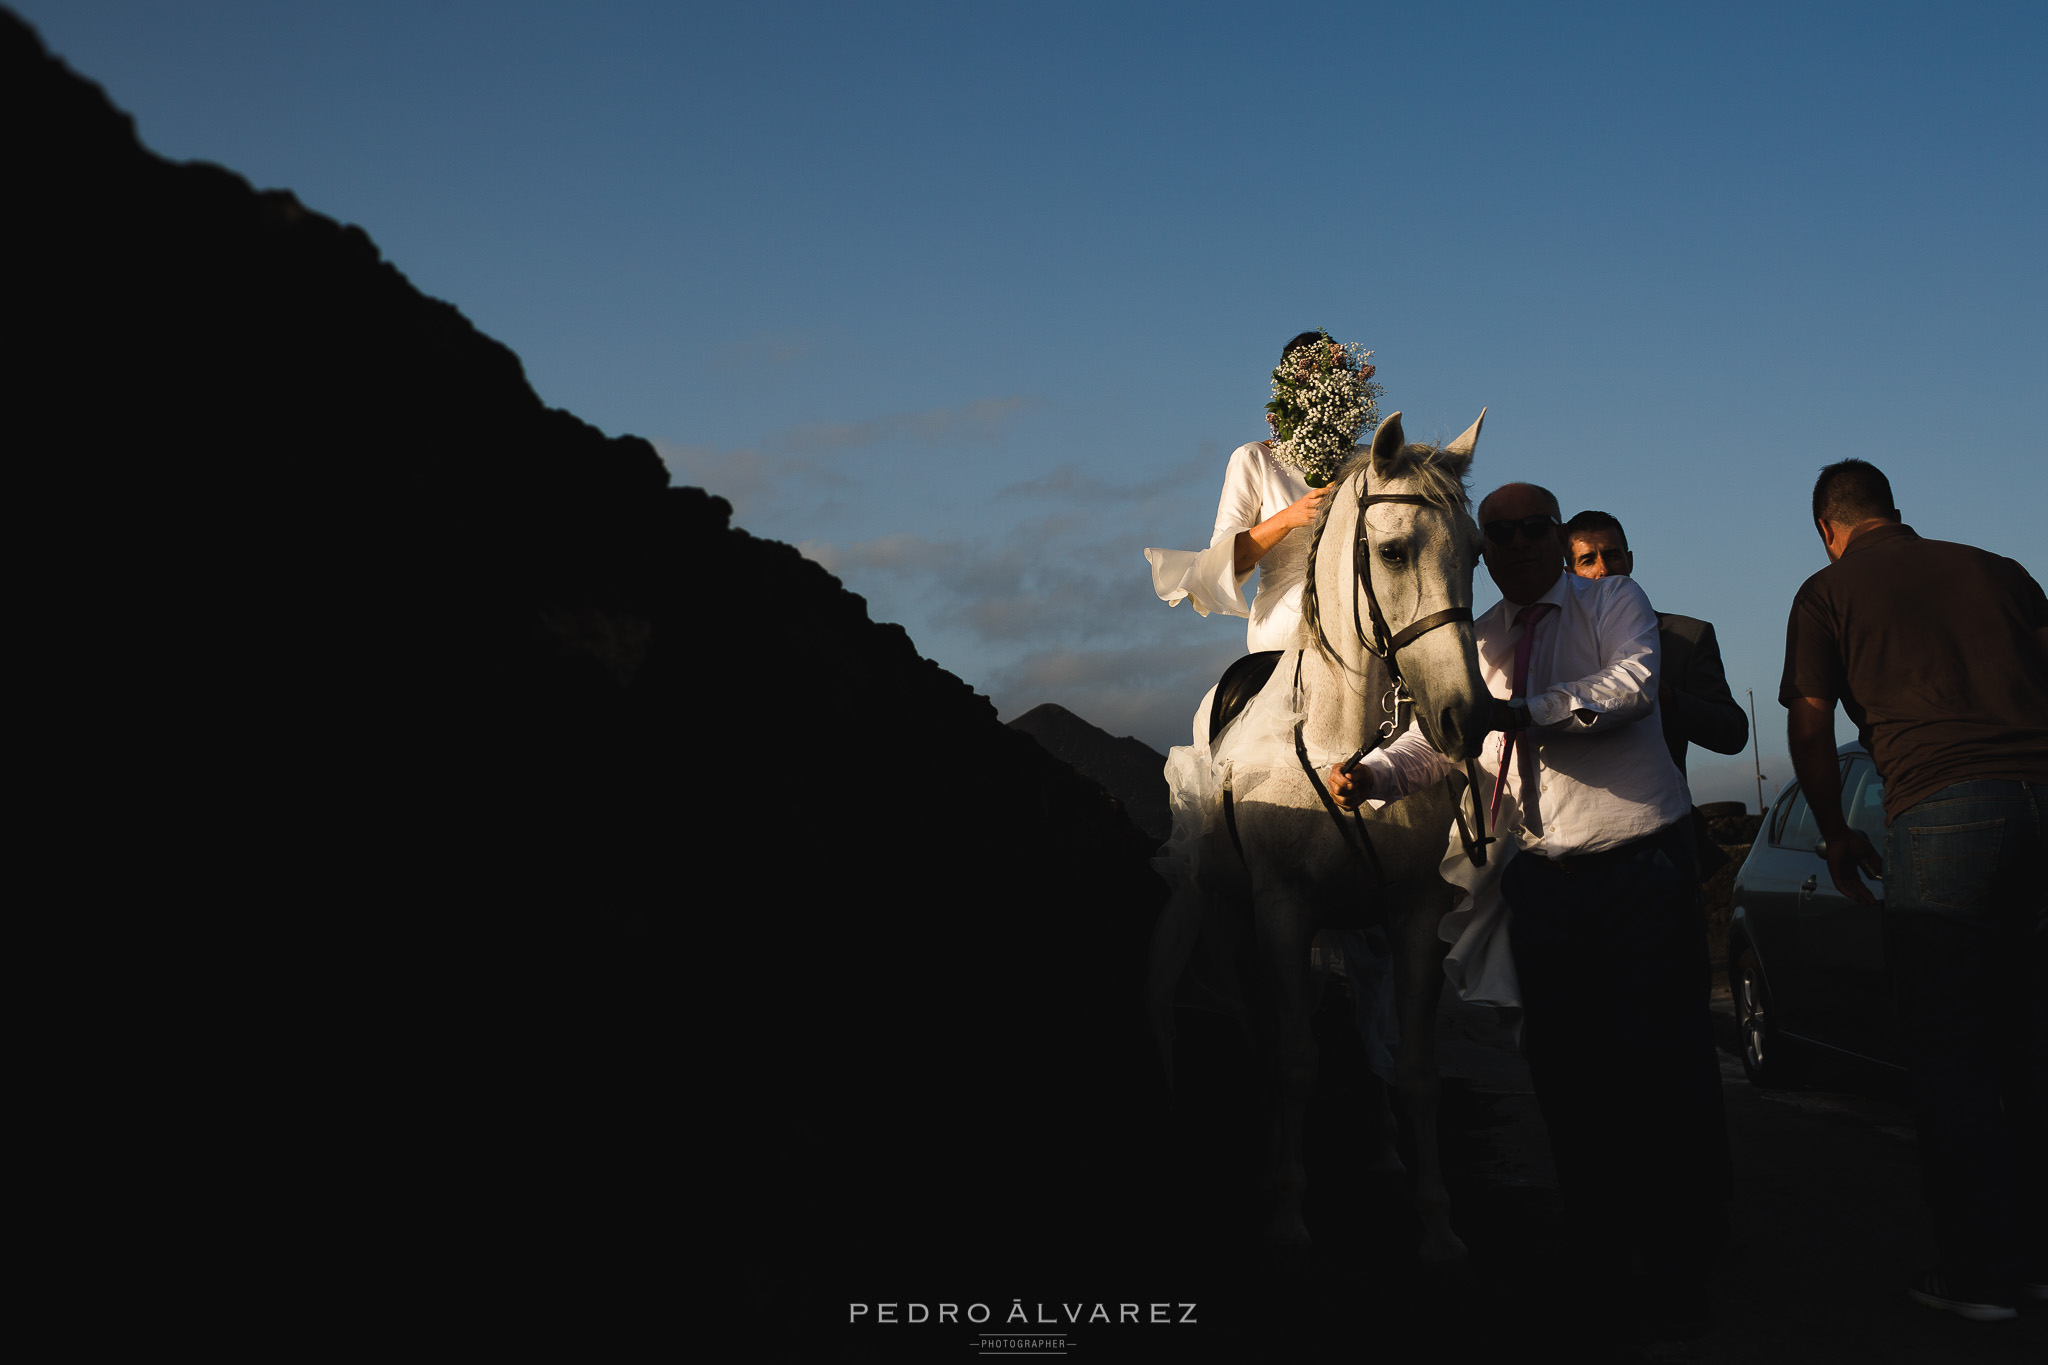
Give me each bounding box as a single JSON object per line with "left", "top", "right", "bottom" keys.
{"left": 1801, "top": 755, "right": 1893, "bottom": 1062}
{"left": 1739, "top": 781, "right": 1827, "bottom": 1036}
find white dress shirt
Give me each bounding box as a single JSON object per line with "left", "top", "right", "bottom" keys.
{"left": 1360, "top": 570, "right": 1692, "bottom": 857}
{"left": 1144, "top": 441, "right": 1316, "bottom": 653}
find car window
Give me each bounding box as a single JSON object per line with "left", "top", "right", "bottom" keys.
{"left": 1841, "top": 757, "right": 1886, "bottom": 846}
{"left": 1769, "top": 784, "right": 1796, "bottom": 842}
{"left": 1774, "top": 785, "right": 1820, "bottom": 852}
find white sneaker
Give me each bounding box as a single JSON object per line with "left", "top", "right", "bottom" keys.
{"left": 1907, "top": 1270, "right": 2018, "bottom": 1323}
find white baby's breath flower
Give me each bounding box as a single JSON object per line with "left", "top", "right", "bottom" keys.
{"left": 1265, "top": 334, "right": 1381, "bottom": 485}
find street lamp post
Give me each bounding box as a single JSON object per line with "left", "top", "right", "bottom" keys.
{"left": 1747, "top": 689, "right": 1767, "bottom": 816}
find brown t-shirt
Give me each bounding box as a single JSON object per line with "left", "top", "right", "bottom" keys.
{"left": 1780, "top": 523, "right": 2048, "bottom": 822}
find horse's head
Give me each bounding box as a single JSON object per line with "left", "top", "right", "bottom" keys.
{"left": 1305, "top": 410, "right": 1492, "bottom": 762}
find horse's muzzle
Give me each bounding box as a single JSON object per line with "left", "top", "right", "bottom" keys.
{"left": 1437, "top": 704, "right": 1488, "bottom": 763}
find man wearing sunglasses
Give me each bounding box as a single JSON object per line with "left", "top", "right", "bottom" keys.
{"left": 1330, "top": 480, "right": 1727, "bottom": 1340}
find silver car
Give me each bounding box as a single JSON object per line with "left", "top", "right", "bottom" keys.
{"left": 1727, "top": 742, "right": 1900, "bottom": 1086}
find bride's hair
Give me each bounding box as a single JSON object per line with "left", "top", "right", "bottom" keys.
{"left": 1281, "top": 331, "right": 1323, "bottom": 360}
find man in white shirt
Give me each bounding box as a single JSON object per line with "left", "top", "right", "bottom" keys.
{"left": 1330, "top": 481, "right": 1728, "bottom": 1339}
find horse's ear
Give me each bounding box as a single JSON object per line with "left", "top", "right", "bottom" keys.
{"left": 1444, "top": 407, "right": 1486, "bottom": 456}
{"left": 1369, "top": 411, "right": 1405, "bottom": 473}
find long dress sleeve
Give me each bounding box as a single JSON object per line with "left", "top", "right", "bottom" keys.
{"left": 1143, "top": 444, "right": 1264, "bottom": 619}
{"left": 1209, "top": 444, "right": 1265, "bottom": 548}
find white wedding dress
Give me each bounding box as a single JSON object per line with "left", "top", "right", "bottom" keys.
{"left": 1143, "top": 436, "right": 1529, "bottom": 1082}
{"left": 1145, "top": 439, "right": 1315, "bottom": 657}
{"left": 1143, "top": 441, "right": 1404, "bottom": 1082}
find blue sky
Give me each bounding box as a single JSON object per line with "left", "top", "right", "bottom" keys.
{"left": 21, "top": 1, "right": 2043, "bottom": 810}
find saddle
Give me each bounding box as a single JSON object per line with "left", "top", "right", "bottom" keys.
{"left": 1207, "top": 650, "right": 1379, "bottom": 927}
{"left": 1209, "top": 651, "right": 1282, "bottom": 745}
{"left": 1207, "top": 643, "right": 1490, "bottom": 920}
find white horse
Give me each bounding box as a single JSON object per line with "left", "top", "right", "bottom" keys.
{"left": 1150, "top": 409, "right": 1492, "bottom": 1264}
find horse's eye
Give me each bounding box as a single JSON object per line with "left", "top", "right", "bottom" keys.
{"left": 1378, "top": 544, "right": 1407, "bottom": 567}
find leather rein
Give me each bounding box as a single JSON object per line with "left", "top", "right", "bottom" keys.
{"left": 1288, "top": 484, "right": 1494, "bottom": 885}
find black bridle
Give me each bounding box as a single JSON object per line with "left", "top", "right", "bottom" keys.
{"left": 1350, "top": 491, "right": 1476, "bottom": 742}
{"left": 1291, "top": 478, "right": 1494, "bottom": 877}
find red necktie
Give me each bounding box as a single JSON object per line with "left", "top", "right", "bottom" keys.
{"left": 1491, "top": 602, "right": 1556, "bottom": 822}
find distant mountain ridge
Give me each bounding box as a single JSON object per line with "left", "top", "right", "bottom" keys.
{"left": 1009, "top": 703, "right": 1171, "bottom": 842}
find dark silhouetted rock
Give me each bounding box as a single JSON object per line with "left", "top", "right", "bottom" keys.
{"left": 4, "top": 10, "right": 1169, "bottom": 1334}
{"left": 1009, "top": 703, "right": 1171, "bottom": 843}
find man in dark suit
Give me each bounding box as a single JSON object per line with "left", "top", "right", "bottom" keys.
{"left": 1563, "top": 510, "right": 1748, "bottom": 781}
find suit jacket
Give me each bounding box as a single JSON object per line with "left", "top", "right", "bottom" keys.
{"left": 1656, "top": 612, "right": 1748, "bottom": 777}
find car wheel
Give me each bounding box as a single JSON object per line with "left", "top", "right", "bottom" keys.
{"left": 1733, "top": 945, "right": 1798, "bottom": 1088}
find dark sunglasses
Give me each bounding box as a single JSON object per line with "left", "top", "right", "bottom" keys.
{"left": 1482, "top": 514, "right": 1560, "bottom": 547}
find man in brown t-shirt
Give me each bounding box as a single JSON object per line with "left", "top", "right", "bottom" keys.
{"left": 1779, "top": 458, "right": 2048, "bottom": 1320}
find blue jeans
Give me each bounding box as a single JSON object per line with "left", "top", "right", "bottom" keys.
{"left": 1883, "top": 779, "right": 2047, "bottom": 1293}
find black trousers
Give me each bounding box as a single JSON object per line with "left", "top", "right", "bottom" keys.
{"left": 1503, "top": 819, "right": 1731, "bottom": 1281}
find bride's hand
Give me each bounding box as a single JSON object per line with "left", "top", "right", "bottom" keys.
{"left": 1234, "top": 485, "right": 1336, "bottom": 573}
{"left": 1278, "top": 484, "right": 1335, "bottom": 530}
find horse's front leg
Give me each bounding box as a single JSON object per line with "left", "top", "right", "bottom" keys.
{"left": 1393, "top": 886, "right": 1469, "bottom": 1263}
{"left": 1253, "top": 882, "right": 1321, "bottom": 1257}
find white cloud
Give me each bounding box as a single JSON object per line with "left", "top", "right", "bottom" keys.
{"left": 654, "top": 413, "right": 1249, "bottom": 754}
{"left": 771, "top": 396, "right": 1041, "bottom": 454}
{"left": 650, "top": 439, "right": 862, "bottom": 525}
{"left": 806, "top": 514, "right": 1252, "bottom": 750}
{"left": 987, "top": 642, "right": 1249, "bottom": 750}
{"left": 828, "top": 533, "right": 957, "bottom": 574}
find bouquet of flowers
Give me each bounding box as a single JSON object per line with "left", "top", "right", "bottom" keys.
{"left": 1265, "top": 331, "right": 1383, "bottom": 486}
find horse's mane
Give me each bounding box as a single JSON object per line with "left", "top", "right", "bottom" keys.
{"left": 1300, "top": 442, "right": 1474, "bottom": 663}
{"left": 1314, "top": 441, "right": 1474, "bottom": 530}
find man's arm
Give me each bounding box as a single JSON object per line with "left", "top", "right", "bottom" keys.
{"left": 1663, "top": 620, "right": 1749, "bottom": 755}
{"left": 1786, "top": 696, "right": 1881, "bottom": 904}
{"left": 1524, "top": 578, "right": 1657, "bottom": 731}
{"left": 1329, "top": 728, "right": 1457, "bottom": 809}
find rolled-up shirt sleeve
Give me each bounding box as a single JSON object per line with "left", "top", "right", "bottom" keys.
{"left": 1356, "top": 728, "right": 1457, "bottom": 801}
{"left": 1525, "top": 577, "right": 1659, "bottom": 731}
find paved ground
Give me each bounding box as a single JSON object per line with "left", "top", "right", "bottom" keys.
{"left": 808, "top": 977, "right": 2039, "bottom": 1361}
{"left": 1142, "top": 980, "right": 2042, "bottom": 1362}
{"left": 1423, "top": 988, "right": 2047, "bottom": 1362}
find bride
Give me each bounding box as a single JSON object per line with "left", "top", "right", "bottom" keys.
{"left": 1143, "top": 331, "right": 1401, "bottom": 1084}
{"left": 1145, "top": 331, "right": 1339, "bottom": 688}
